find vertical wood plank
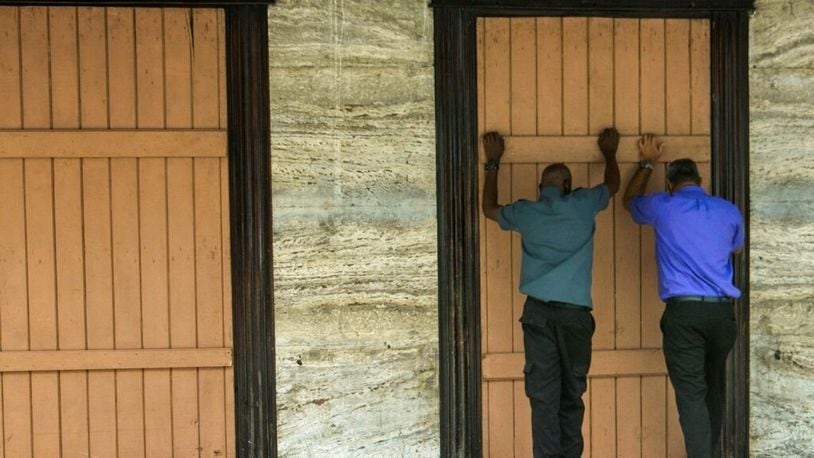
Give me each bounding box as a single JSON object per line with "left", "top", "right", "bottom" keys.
{"left": 221, "top": 158, "right": 236, "bottom": 456}
{"left": 140, "top": 158, "right": 173, "bottom": 457}
{"left": 49, "top": 7, "right": 80, "bottom": 128}
{"left": 615, "top": 162, "right": 641, "bottom": 349}
{"left": 0, "top": 8, "right": 22, "bottom": 128}
{"left": 483, "top": 18, "right": 511, "bottom": 134}
{"left": 82, "top": 158, "right": 118, "bottom": 457}
{"left": 168, "top": 158, "right": 200, "bottom": 457}
{"left": 562, "top": 18, "right": 588, "bottom": 135}
{"left": 0, "top": 159, "right": 32, "bottom": 456}
{"left": 614, "top": 19, "right": 639, "bottom": 135}
{"left": 488, "top": 382, "right": 514, "bottom": 458}
{"left": 641, "top": 164, "right": 666, "bottom": 348}
{"left": 486, "top": 165, "right": 513, "bottom": 353}
{"left": 54, "top": 159, "right": 89, "bottom": 457}
{"left": 107, "top": 8, "right": 137, "bottom": 128}
{"left": 511, "top": 164, "right": 537, "bottom": 352}
{"left": 589, "top": 163, "right": 614, "bottom": 349}
{"left": 192, "top": 9, "right": 220, "bottom": 129}
{"left": 665, "top": 20, "right": 691, "bottom": 135}
{"left": 616, "top": 377, "right": 642, "bottom": 458}
{"left": 690, "top": 20, "right": 710, "bottom": 135}
{"left": 510, "top": 18, "right": 536, "bottom": 136}
{"left": 588, "top": 18, "right": 613, "bottom": 134}
{"left": 164, "top": 8, "right": 193, "bottom": 129}
{"left": 513, "top": 380, "right": 532, "bottom": 458}
{"left": 20, "top": 7, "right": 50, "bottom": 128}
{"left": 195, "top": 157, "right": 226, "bottom": 455}
{"left": 536, "top": 17, "right": 562, "bottom": 136}
{"left": 217, "top": 9, "right": 227, "bottom": 129}
{"left": 667, "top": 381, "right": 686, "bottom": 457}
{"left": 582, "top": 379, "right": 592, "bottom": 458}
{"left": 111, "top": 158, "right": 145, "bottom": 456}
{"left": 642, "top": 376, "right": 667, "bottom": 458}
{"left": 25, "top": 158, "right": 61, "bottom": 458}
{"left": 640, "top": 19, "right": 665, "bottom": 135}
{"left": 78, "top": 7, "right": 108, "bottom": 128}
{"left": 135, "top": 8, "right": 165, "bottom": 128}
{"left": 590, "top": 378, "right": 616, "bottom": 458}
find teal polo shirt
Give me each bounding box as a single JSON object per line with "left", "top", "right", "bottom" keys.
{"left": 497, "top": 184, "right": 610, "bottom": 308}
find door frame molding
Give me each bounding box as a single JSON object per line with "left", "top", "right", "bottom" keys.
{"left": 0, "top": 1, "right": 277, "bottom": 455}
{"left": 430, "top": 1, "right": 753, "bottom": 456}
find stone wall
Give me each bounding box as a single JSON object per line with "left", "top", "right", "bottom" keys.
{"left": 749, "top": 0, "right": 814, "bottom": 455}
{"left": 268, "top": 1, "right": 438, "bottom": 456}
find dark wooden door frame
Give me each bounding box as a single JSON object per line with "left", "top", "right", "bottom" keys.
{"left": 0, "top": 1, "right": 277, "bottom": 455}
{"left": 430, "top": 1, "right": 753, "bottom": 456}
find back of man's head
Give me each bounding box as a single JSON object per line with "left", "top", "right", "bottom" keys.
{"left": 666, "top": 158, "right": 701, "bottom": 187}
{"left": 540, "top": 163, "right": 572, "bottom": 190}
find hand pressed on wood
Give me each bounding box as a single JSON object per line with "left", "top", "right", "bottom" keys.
{"left": 597, "top": 127, "right": 620, "bottom": 158}
{"left": 638, "top": 134, "right": 664, "bottom": 161}
{"left": 482, "top": 131, "right": 505, "bottom": 162}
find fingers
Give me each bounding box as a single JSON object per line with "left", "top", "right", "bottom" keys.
{"left": 482, "top": 131, "right": 502, "bottom": 143}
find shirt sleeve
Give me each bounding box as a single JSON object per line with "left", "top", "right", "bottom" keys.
{"left": 629, "top": 194, "right": 658, "bottom": 225}
{"left": 584, "top": 183, "right": 610, "bottom": 212}
{"left": 732, "top": 211, "right": 745, "bottom": 251}
{"left": 497, "top": 202, "right": 521, "bottom": 231}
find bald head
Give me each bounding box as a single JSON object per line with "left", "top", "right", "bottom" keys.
{"left": 540, "top": 163, "right": 572, "bottom": 193}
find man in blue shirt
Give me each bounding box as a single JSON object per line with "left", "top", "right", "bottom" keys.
{"left": 482, "top": 128, "right": 620, "bottom": 458}
{"left": 623, "top": 135, "right": 744, "bottom": 458}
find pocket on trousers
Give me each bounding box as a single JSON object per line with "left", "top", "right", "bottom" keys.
{"left": 522, "top": 362, "right": 536, "bottom": 398}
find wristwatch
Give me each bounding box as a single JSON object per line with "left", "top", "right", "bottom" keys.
{"left": 485, "top": 160, "right": 500, "bottom": 171}
{"left": 639, "top": 160, "right": 654, "bottom": 170}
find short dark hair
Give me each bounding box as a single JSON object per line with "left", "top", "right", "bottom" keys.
{"left": 666, "top": 158, "right": 701, "bottom": 186}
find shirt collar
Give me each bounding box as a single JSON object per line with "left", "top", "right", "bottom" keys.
{"left": 539, "top": 186, "right": 563, "bottom": 200}
{"left": 673, "top": 184, "right": 706, "bottom": 195}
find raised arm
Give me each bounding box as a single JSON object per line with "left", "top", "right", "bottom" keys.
{"left": 623, "top": 134, "right": 663, "bottom": 210}
{"left": 482, "top": 132, "right": 505, "bottom": 222}
{"left": 598, "top": 128, "right": 620, "bottom": 195}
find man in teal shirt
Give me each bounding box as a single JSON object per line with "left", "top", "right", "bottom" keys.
{"left": 482, "top": 129, "right": 620, "bottom": 458}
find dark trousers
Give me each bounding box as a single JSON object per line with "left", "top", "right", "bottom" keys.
{"left": 661, "top": 300, "right": 737, "bottom": 458}
{"left": 520, "top": 297, "right": 594, "bottom": 458}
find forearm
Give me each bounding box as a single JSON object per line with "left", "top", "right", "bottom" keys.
{"left": 623, "top": 167, "right": 652, "bottom": 210}
{"left": 603, "top": 155, "right": 620, "bottom": 195}
{"left": 482, "top": 169, "right": 500, "bottom": 221}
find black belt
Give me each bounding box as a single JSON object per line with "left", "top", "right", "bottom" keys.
{"left": 667, "top": 295, "right": 732, "bottom": 303}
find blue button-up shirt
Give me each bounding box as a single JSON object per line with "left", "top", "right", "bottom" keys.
{"left": 497, "top": 184, "right": 610, "bottom": 308}
{"left": 629, "top": 185, "right": 744, "bottom": 301}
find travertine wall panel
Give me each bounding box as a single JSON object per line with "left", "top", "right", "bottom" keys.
{"left": 750, "top": 0, "right": 814, "bottom": 455}
{"left": 269, "top": 1, "right": 438, "bottom": 456}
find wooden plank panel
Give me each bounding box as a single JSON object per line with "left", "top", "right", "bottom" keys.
{"left": 82, "top": 158, "right": 117, "bottom": 457}
{"left": 199, "top": 368, "right": 227, "bottom": 456}
{"left": 164, "top": 8, "right": 193, "bottom": 129}
{"left": 116, "top": 369, "right": 145, "bottom": 457}
{"left": 641, "top": 376, "right": 667, "bottom": 458}
{"left": 590, "top": 163, "right": 614, "bottom": 349}
{"left": 641, "top": 163, "right": 666, "bottom": 348}
{"left": 192, "top": 9, "right": 220, "bottom": 129}
{"left": 107, "top": 8, "right": 136, "bottom": 128}
{"left": 20, "top": 7, "right": 50, "bottom": 128}
{"left": 49, "top": 7, "right": 80, "bottom": 128}
{"left": 483, "top": 349, "right": 667, "bottom": 380}
{"left": 0, "top": 129, "right": 227, "bottom": 158}
{"left": 482, "top": 382, "right": 490, "bottom": 456}
{"left": 0, "top": 8, "right": 22, "bottom": 128}
{"left": 665, "top": 20, "right": 691, "bottom": 135}
{"left": 220, "top": 158, "right": 232, "bottom": 349}
{"left": 616, "top": 377, "right": 642, "bottom": 458}
{"left": 510, "top": 18, "right": 536, "bottom": 136}
{"left": 218, "top": 9, "right": 227, "bottom": 128}
{"left": 0, "top": 159, "right": 32, "bottom": 456}
{"left": 25, "top": 158, "right": 60, "bottom": 458}
{"left": 511, "top": 164, "right": 537, "bottom": 352}
{"left": 588, "top": 18, "right": 613, "bottom": 133}
{"left": 614, "top": 19, "right": 639, "bottom": 135}
{"left": 225, "top": 369, "right": 236, "bottom": 457}
{"left": 667, "top": 382, "right": 685, "bottom": 457}
{"left": 498, "top": 135, "right": 710, "bottom": 164}
{"left": 78, "top": 7, "right": 108, "bottom": 128}
{"left": 690, "top": 20, "right": 710, "bottom": 135}
{"left": 135, "top": 8, "right": 165, "bottom": 128}
{"left": 590, "top": 378, "right": 616, "bottom": 458}
{"left": 483, "top": 18, "right": 510, "bottom": 134}
{"left": 513, "top": 380, "right": 531, "bottom": 458}
{"left": 615, "top": 162, "right": 641, "bottom": 349}
{"left": 640, "top": 19, "right": 665, "bottom": 135}
{"left": 139, "top": 158, "right": 172, "bottom": 457}
{"left": 0, "top": 348, "right": 231, "bottom": 372}
{"left": 583, "top": 379, "right": 592, "bottom": 458}
{"left": 168, "top": 157, "right": 201, "bottom": 455}
{"left": 485, "top": 165, "right": 513, "bottom": 353}
{"left": 562, "top": 18, "right": 588, "bottom": 135}
{"left": 536, "top": 17, "right": 562, "bottom": 136}
{"left": 54, "top": 159, "right": 89, "bottom": 457}
{"left": 488, "top": 381, "right": 514, "bottom": 458}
